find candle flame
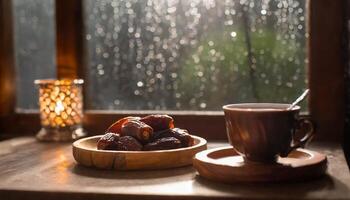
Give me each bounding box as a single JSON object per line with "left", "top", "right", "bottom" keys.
{"left": 55, "top": 101, "right": 64, "bottom": 115}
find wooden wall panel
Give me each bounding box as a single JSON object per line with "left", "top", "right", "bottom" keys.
{"left": 55, "top": 0, "right": 84, "bottom": 79}
{"left": 0, "top": 0, "right": 15, "bottom": 117}
{"left": 344, "top": 0, "right": 350, "bottom": 165}
{"left": 308, "top": 0, "right": 346, "bottom": 141}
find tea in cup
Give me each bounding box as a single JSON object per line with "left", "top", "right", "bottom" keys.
{"left": 223, "top": 103, "right": 314, "bottom": 163}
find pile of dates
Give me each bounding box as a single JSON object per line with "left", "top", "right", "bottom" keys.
{"left": 97, "top": 115, "right": 194, "bottom": 151}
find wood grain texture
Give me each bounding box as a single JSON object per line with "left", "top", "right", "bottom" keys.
{"left": 193, "top": 147, "right": 327, "bottom": 183}
{"left": 308, "top": 0, "right": 346, "bottom": 141}
{"left": 73, "top": 135, "right": 207, "bottom": 170}
{"left": 0, "top": 137, "right": 349, "bottom": 200}
{"left": 0, "top": 0, "right": 15, "bottom": 117}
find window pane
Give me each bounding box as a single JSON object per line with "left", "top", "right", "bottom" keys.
{"left": 84, "top": 0, "right": 306, "bottom": 110}
{"left": 13, "top": 0, "right": 56, "bottom": 110}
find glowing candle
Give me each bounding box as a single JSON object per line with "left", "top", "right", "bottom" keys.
{"left": 35, "top": 79, "right": 86, "bottom": 141}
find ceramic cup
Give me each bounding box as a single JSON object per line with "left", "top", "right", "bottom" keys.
{"left": 223, "top": 103, "right": 314, "bottom": 163}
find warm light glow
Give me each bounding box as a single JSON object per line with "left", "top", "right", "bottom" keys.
{"left": 36, "top": 79, "right": 84, "bottom": 128}
{"left": 54, "top": 150, "right": 69, "bottom": 184}
{"left": 55, "top": 101, "right": 64, "bottom": 115}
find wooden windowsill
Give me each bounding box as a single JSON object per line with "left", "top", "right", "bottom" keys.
{"left": 3, "top": 110, "right": 337, "bottom": 143}
{"left": 0, "top": 137, "right": 349, "bottom": 200}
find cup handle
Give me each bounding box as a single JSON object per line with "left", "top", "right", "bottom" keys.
{"left": 284, "top": 119, "right": 315, "bottom": 156}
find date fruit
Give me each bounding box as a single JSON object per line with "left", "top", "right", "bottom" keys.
{"left": 140, "top": 115, "right": 174, "bottom": 132}
{"left": 152, "top": 128, "right": 194, "bottom": 147}
{"left": 121, "top": 120, "right": 153, "bottom": 144}
{"left": 116, "top": 136, "right": 142, "bottom": 151}
{"left": 97, "top": 133, "right": 120, "bottom": 150}
{"left": 143, "top": 137, "right": 182, "bottom": 151}
{"left": 172, "top": 128, "right": 194, "bottom": 147}
{"left": 106, "top": 116, "right": 141, "bottom": 134}
{"left": 99, "top": 115, "right": 194, "bottom": 151}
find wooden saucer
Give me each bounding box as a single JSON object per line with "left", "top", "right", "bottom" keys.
{"left": 73, "top": 135, "right": 207, "bottom": 170}
{"left": 193, "top": 146, "right": 327, "bottom": 183}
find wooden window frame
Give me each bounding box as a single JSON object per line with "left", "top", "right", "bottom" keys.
{"left": 0, "top": 0, "right": 346, "bottom": 141}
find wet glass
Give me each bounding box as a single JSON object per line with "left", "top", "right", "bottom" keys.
{"left": 13, "top": 0, "right": 56, "bottom": 110}
{"left": 84, "top": 0, "right": 307, "bottom": 111}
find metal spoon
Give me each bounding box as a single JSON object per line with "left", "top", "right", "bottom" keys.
{"left": 287, "top": 89, "right": 309, "bottom": 110}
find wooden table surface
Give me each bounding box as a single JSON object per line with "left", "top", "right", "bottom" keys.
{"left": 0, "top": 137, "right": 349, "bottom": 200}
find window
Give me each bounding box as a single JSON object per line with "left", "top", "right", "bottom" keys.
{"left": 0, "top": 0, "right": 345, "bottom": 140}
{"left": 13, "top": 0, "right": 56, "bottom": 110}
{"left": 84, "top": 0, "right": 307, "bottom": 110}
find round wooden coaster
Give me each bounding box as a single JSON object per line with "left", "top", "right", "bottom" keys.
{"left": 73, "top": 135, "right": 207, "bottom": 170}
{"left": 193, "top": 146, "right": 327, "bottom": 183}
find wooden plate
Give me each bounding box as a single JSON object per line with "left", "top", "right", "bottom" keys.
{"left": 73, "top": 135, "right": 207, "bottom": 170}
{"left": 193, "top": 146, "right": 327, "bottom": 183}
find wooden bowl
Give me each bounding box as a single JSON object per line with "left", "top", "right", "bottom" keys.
{"left": 73, "top": 135, "right": 207, "bottom": 170}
